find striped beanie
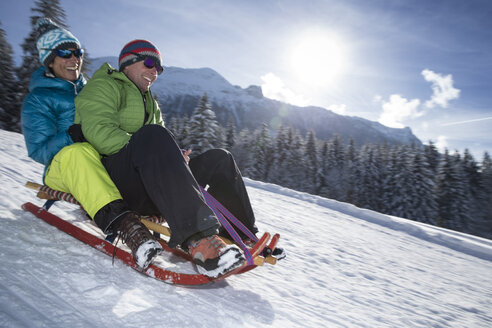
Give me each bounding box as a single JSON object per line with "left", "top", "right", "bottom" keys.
{"left": 118, "top": 39, "right": 162, "bottom": 72}
{"left": 36, "top": 18, "right": 81, "bottom": 67}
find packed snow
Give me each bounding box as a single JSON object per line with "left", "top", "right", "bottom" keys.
{"left": 1, "top": 129, "right": 491, "bottom": 328}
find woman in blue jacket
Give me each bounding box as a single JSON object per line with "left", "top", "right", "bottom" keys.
{"left": 21, "top": 18, "right": 162, "bottom": 270}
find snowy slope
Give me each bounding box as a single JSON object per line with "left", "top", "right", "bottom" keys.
{"left": 1, "top": 128, "right": 491, "bottom": 328}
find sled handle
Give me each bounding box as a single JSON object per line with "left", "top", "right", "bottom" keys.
{"left": 26, "top": 181, "right": 43, "bottom": 190}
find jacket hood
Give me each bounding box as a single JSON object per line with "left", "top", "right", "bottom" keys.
{"left": 93, "top": 63, "right": 131, "bottom": 84}
{"left": 29, "top": 66, "right": 86, "bottom": 94}
{"left": 93, "top": 63, "right": 153, "bottom": 95}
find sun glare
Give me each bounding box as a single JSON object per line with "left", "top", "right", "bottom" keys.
{"left": 290, "top": 31, "right": 346, "bottom": 87}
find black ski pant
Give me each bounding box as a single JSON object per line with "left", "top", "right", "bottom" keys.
{"left": 189, "top": 148, "right": 258, "bottom": 240}
{"left": 101, "top": 125, "right": 256, "bottom": 247}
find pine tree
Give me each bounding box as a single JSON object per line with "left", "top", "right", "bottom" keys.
{"left": 167, "top": 114, "right": 189, "bottom": 148}
{"left": 317, "top": 141, "right": 329, "bottom": 196}
{"left": 361, "top": 144, "right": 384, "bottom": 211}
{"left": 435, "top": 150, "right": 471, "bottom": 231}
{"left": 286, "top": 129, "right": 305, "bottom": 190}
{"left": 230, "top": 128, "right": 254, "bottom": 172}
{"left": 461, "top": 149, "right": 485, "bottom": 235}
{"left": 320, "top": 135, "right": 345, "bottom": 199}
{"left": 17, "top": 0, "right": 68, "bottom": 104}
{"left": 185, "top": 94, "right": 221, "bottom": 156}
{"left": 269, "top": 125, "right": 291, "bottom": 187}
{"left": 303, "top": 130, "right": 318, "bottom": 194}
{"left": 0, "top": 22, "right": 21, "bottom": 132}
{"left": 451, "top": 151, "right": 473, "bottom": 232}
{"left": 424, "top": 141, "right": 440, "bottom": 174}
{"left": 342, "top": 138, "right": 357, "bottom": 203}
{"left": 386, "top": 145, "right": 414, "bottom": 218}
{"left": 225, "top": 116, "right": 236, "bottom": 150}
{"left": 247, "top": 123, "right": 273, "bottom": 181}
{"left": 480, "top": 152, "right": 492, "bottom": 238}
{"left": 374, "top": 143, "right": 390, "bottom": 213}
{"left": 410, "top": 148, "right": 437, "bottom": 224}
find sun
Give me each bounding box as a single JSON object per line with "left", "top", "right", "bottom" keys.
{"left": 290, "top": 31, "right": 346, "bottom": 87}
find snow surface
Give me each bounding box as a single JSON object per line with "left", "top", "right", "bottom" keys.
{"left": 1, "top": 128, "right": 491, "bottom": 328}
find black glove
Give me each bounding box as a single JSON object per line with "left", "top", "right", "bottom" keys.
{"left": 68, "top": 124, "right": 86, "bottom": 143}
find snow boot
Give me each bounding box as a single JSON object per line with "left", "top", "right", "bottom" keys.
{"left": 271, "top": 247, "right": 286, "bottom": 260}
{"left": 116, "top": 212, "right": 162, "bottom": 270}
{"left": 188, "top": 235, "right": 245, "bottom": 278}
{"left": 243, "top": 238, "right": 286, "bottom": 260}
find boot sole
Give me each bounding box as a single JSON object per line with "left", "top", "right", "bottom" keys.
{"left": 194, "top": 246, "right": 245, "bottom": 278}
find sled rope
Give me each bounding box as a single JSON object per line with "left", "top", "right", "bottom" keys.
{"left": 200, "top": 187, "right": 254, "bottom": 265}
{"left": 200, "top": 186, "right": 258, "bottom": 242}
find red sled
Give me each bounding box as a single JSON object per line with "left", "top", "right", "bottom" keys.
{"left": 22, "top": 201, "right": 278, "bottom": 287}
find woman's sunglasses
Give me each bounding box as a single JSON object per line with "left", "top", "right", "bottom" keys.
{"left": 43, "top": 48, "right": 84, "bottom": 59}
{"left": 130, "top": 52, "right": 164, "bottom": 75}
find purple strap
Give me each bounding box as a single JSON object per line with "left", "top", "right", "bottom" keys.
{"left": 200, "top": 187, "right": 258, "bottom": 242}
{"left": 200, "top": 186, "right": 255, "bottom": 265}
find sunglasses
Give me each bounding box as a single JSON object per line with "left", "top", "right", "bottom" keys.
{"left": 42, "top": 48, "right": 84, "bottom": 59}
{"left": 130, "top": 52, "right": 164, "bottom": 75}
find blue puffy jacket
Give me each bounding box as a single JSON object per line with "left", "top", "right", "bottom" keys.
{"left": 21, "top": 66, "right": 86, "bottom": 168}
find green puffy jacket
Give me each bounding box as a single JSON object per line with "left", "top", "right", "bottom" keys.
{"left": 75, "top": 63, "right": 163, "bottom": 156}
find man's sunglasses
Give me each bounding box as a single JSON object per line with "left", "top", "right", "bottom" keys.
{"left": 43, "top": 48, "right": 84, "bottom": 59}
{"left": 130, "top": 52, "right": 164, "bottom": 75}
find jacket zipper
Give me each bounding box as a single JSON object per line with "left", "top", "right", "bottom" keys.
{"left": 142, "top": 94, "right": 149, "bottom": 125}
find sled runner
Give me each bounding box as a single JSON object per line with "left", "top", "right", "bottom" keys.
{"left": 22, "top": 181, "right": 281, "bottom": 286}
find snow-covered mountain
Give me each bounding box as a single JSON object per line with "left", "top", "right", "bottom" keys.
{"left": 2, "top": 129, "right": 491, "bottom": 327}
{"left": 87, "top": 57, "right": 421, "bottom": 146}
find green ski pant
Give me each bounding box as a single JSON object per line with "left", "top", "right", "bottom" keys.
{"left": 44, "top": 143, "right": 122, "bottom": 218}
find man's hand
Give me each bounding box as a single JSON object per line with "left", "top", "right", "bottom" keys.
{"left": 182, "top": 149, "right": 192, "bottom": 164}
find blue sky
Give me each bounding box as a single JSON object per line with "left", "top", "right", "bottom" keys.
{"left": 1, "top": 0, "right": 491, "bottom": 160}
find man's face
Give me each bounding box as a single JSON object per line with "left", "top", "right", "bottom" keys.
{"left": 48, "top": 48, "right": 83, "bottom": 81}
{"left": 123, "top": 60, "right": 158, "bottom": 92}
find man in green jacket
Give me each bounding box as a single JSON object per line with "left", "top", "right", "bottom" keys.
{"left": 75, "top": 40, "right": 257, "bottom": 277}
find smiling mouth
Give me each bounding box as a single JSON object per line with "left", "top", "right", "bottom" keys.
{"left": 66, "top": 66, "right": 79, "bottom": 71}
{"left": 143, "top": 76, "right": 152, "bottom": 82}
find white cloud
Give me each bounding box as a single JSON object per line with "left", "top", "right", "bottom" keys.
{"left": 373, "top": 95, "right": 383, "bottom": 103}
{"left": 377, "top": 94, "right": 422, "bottom": 128}
{"left": 435, "top": 135, "right": 449, "bottom": 152}
{"left": 260, "top": 73, "right": 310, "bottom": 106}
{"left": 422, "top": 69, "right": 460, "bottom": 108}
{"left": 327, "top": 104, "right": 347, "bottom": 115}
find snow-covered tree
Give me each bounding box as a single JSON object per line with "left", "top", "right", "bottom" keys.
{"left": 461, "top": 149, "right": 485, "bottom": 234}
{"left": 424, "top": 141, "right": 440, "bottom": 174}
{"left": 167, "top": 114, "right": 189, "bottom": 148}
{"left": 230, "top": 128, "right": 254, "bottom": 172}
{"left": 410, "top": 148, "right": 437, "bottom": 224}
{"left": 285, "top": 129, "right": 305, "bottom": 190}
{"left": 435, "top": 150, "right": 471, "bottom": 231}
{"left": 225, "top": 116, "right": 236, "bottom": 150}
{"left": 319, "top": 135, "right": 345, "bottom": 199}
{"left": 0, "top": 22, "right": 20, "bottom": 132}
{"left": 185, "top": 94, "right": 222, "bottom": 156}
{"left": 303, "top": 129, "right": 318, "bottom": 193}
{"left": 17, "top": 0, "right": 68, "bottom": 103}
{"left": 247, "top": 123, "right": 273, "bottom": 181}
{"left": 385, "top": 145, "right": 414, "bottom": 218}
{"left": 269, "top": 125, "right": 291, "bottom": 187}
{"left": 353, "top": 144, "right": 383, "bottom": 211}
{"left": 480, "top": 152, "right": 492, "bottom": 238}
{"left": 342, "top": 138, "right": 357, "bottom": 204}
